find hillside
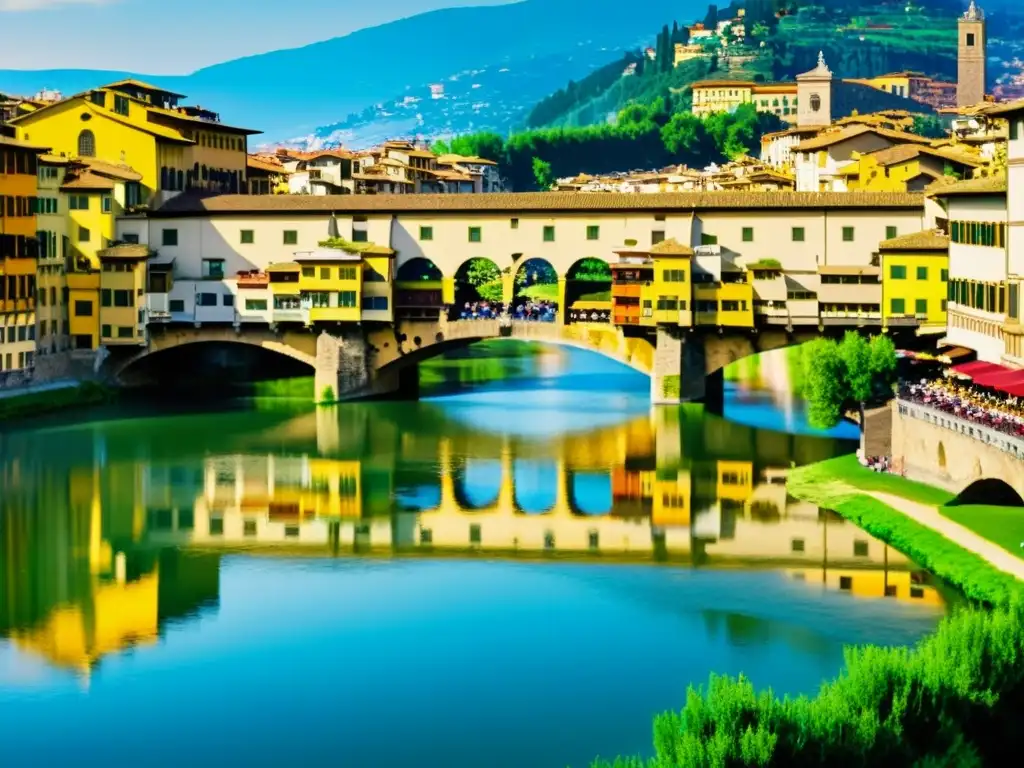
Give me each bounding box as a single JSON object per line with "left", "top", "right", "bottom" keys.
{"left": 524, "top": 0, "right": 1024, "bottom": 130}
{"left": 0, "top": 0, "right": 702, "bottom": 142}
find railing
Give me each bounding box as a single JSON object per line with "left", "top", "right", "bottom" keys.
{"left": 146, "top": 293, "right": 170, "bottom": 321}
{"left": 237, "top": 272, "right": 270, "bottom": 289}
{"left": 886, "top": 313, "right": 928, "bottom": 326}
{"left": 820, "top": 310, "right": 882, "bottom": 325}
{"left": 897, "top": 398, "right": 1024, "bottom": 460}
{"left": 0, "top": 298, "right": 36, "bottom": 313}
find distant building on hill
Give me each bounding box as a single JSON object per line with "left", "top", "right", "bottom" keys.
{"left": 958, "top": 1, "right": 987, "bottom": 108}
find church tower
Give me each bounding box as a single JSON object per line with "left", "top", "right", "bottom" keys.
{"left": 796, "top": 51, "right": 833, "bottom": 128}
{"left": 958, "top": 1, "right": 986, "bottom": 108}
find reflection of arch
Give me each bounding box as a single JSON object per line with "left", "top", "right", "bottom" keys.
{"left": 397, "top": 257, "right": 443, "bottom": 281}
{"left": 512, "top": 459, "right": 558, "bottom": 514}
{"left": 453, "top": 459, "right": 502, "bottom": 510}
{"left": 937, "top": 442, "right": 947, "bottom": 471}
{"left": 569, "top": 471, "right": 613, "bottom": 516}
{"left": 950, "top": 478, "right": 1024, "bottom": 508}
{"left": 454, "top": 257, "right": 502, "bottom": 305}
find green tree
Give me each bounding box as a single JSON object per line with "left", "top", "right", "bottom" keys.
{"left": 910, "top": 115, "right": 947, "bottom": 140}
{"left": 532, "top": 156, "right": 555, "bottom": 190}
{"left": 840, "top": 331, "right": 873, "bottom": 404}
{"left": 802, "top": 338, "right": 848, "bottom": 429}
{"left": 463, "top": 258, "right": 500, "bottom": 287}
{"left": 868, "top": 334, "right": 898, "bottom": 396}
{"left": 569, "top": 258, "right": 612, "bottom": 281}
{"left": 660, "top": 112, "right": 705, "bottom": 156}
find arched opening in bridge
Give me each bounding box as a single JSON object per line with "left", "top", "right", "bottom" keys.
{"left": 453, "top": 257, "right": 504, "bottom": 318}
{"left": 394, "top": 466, "right": 442, "bottom": 512}
{"left": 565, "top": 258, "right": 612, "bottom": 325}
{"left": 949, "top": 478, "right": 1024, "bottom": 508}
{"left": 569, "top": 472, "right": 613, "bottom": 516}
{"left": 116, "top": 341, "right": 314, "bottom": 398}
{"left": 513, "top": 459, "right": 558, "bottom": 513}
{"left": 512, "top": 257, "right": 558, "bottom": 322}
{"left": 396, "top": 257, "right": 444, "bottom": 320}
{"left": 453, "top": 459, "right": 503, "bottom": 509}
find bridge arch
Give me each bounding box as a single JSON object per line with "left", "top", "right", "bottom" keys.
{"left": 452, "top": 458, "right": 503, "bottom": 511}
{"left": 512, "top": 459, "right": 559, "bottom": 514}
{"left": 568, "top": 471, "right": 613, "bottom": 516}
{"left": 566, "top": 258, "right": 612, "bottom": 322}
{"left": 103, "top": 329, "right": 318, "bottom": 384}
{"left": 453, "top": 257, "right": 504, "bottom": 311}
{"left": 512, "top": 257, "right": 559, "bottom": 317}
{"left": 949, "top": 478, "right": 1024, "bottom": 508}
{"left": 396, "top": 257, "right": 443, "bottom": 281}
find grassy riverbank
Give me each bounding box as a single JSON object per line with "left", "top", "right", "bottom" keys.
{"left": 0, "top": 381, "right": 113, "bottom": 423}
{"left": 593, "top": 454, "right": 1024, "bottom": 768}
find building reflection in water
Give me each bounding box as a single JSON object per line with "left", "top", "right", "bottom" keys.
{"left": 0, "top": 401, "right": 945, "bottom": 676}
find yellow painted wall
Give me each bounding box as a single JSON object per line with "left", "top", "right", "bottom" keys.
{"left": 1, "top": 143, "right": 41, "bottom": 369}
{"left": 67, "top": 190, "right": 117, "bottom": 268}
{"left": 299, "top": 261, "right": 362, "bottom": 322}
{"left": 882, "top": 252, "right": 949, "bottom": 330}
{"left": 650, "top": 256, "right": 692, "bottom": 326}
{"left": 67, "top": 271, "right": 100, "bottom": 349}
{"left": 15, "top": 100, "right": 159, "bottom": 197}
{"left": 694, "top": 282, "right": 755, "bottom": 327}
{"left": 99, "top": 261, "right": 145, "bottom": 344}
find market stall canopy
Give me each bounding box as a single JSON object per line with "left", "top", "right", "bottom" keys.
{"left": 951, "top": 361, "right": 1006, "bottom": 377}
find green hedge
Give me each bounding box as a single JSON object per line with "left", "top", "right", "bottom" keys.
{"left": 591, "top": 460, "right": 1024, "bottom": 768}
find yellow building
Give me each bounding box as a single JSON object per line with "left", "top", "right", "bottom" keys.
{"left": 295, "top": 248, "right": 363, "bottom": 323}
{"left": 96, "top": 243, "right": 151, "bottom": 346}
{"left": 11, "top": 79, "right": 260, "bottom": 205}
{"left": 67, "top": 269, "right": 101, "bottom": 350}
{"left": 691, "top": 80, "right": 798, "bottom": 121}
{"left": 879, "top": 229, "right": 950, "bottom": 333}
{"left": 35, "top": 155, "right": 70, "bottom": 355}
{"left": 842, "top": 144, "right": 985, "bottom": 193}
{"left": 1, "top": 134, "right": 47, "bottom": 377}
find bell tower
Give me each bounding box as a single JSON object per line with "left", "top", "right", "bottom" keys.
{"left": 957, "top": 1, "right": 986, "bottom": 108}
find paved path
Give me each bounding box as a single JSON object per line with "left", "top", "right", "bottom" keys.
{"left": 871, "top": 491, "right": 1024, "bottom": 580}
{"left": 0, "top": 379, "right": 80, "bottom": 401}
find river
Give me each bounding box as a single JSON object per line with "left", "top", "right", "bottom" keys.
{"left": 0, "top": 342, "right": 948, "bottom": 768}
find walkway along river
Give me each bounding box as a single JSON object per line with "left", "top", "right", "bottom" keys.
{"left": 0, "top": 344, "right": 950, "bottom": 768}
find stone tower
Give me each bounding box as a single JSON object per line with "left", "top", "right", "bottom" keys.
{"left": 957, "top": 1, "right": 986, "bottom": 108}
{"left": 796, "top": 51, "right": 833, "bottom": 128}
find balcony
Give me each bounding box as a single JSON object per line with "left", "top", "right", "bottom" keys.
{"left": 612, "top": 284, "right": 643, "bottom": 299}
{"left": 821, "top": 310, "right": 883, "bottom": 326}
{"left": 886, "top": 313, "right": 927, "bottom": 327}
{"left": 237, "top": 270, "right": 270, "bottom": 289}
{"left": 0, "top": 297, "right": 35, "bottom": 314}
{"left": 147, "top": 293, "right": 171, "bottom": 322}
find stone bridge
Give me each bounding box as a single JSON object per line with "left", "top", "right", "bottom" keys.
{"left": 105, "top": 320, "right": 828, "bottom": 404}
{"left": 891, "top": 399, "right": 1024, "bottom": 504}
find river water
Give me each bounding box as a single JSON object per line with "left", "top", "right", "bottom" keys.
{"left": 0, "top": 342, "right": 948, "bottom": 767}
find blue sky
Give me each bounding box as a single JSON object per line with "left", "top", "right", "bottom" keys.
{"left": 0, "top": 0, "right": 510, "bottom": 72}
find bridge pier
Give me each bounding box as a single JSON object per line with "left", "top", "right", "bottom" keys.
{"left": 314, "top": 330, "right": 371, "bottom": 404}
{"left": 651, "top": 327, "right": 706, "bottom": 405}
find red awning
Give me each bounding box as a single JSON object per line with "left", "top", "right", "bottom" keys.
{"left": 1001, "top": 380, "right": 1024, "bottom": 398}
{"left": 952, "top": 361, "right": 1007, "bottom": 377}
{"left": 974, "top": 368, "right": 1024, "bottom": 389}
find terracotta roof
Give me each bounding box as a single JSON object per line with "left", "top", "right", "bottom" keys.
{"left": 926, "top": 175, "right": 1007, "bottom": 197}
{"left": 97, "top": 243, "right": 152, "bottom": 260}
{"left": 0, "top": 134, "right": 48, "bottom": 151}
{"left": 61, "top": 171, "right": 115, "bottom": 191}
{"left": 649, "top": 238, "right": 694, "bottom": 256}
{"left": 751, "top": 83, "right": 798, "bottom": 94}
{"left": 103, "top": 79, "right": 186, "bottom": 98}
{"left": 879, "top": 229, "right": 949, "bottom": 251}
{"left": 146, "top": 103, "right": 261, "bottom": 135}
{"left": 150, "top": 191, "right": 925, "bottom": 218}
{"left": 795, "top": 125, "right": 932, "bottom": 152}
{"left": 761, "top": 125, "right": 822, "bottom": 142}
{"left": 247, "top": 155, "right": 288, "bottom": 174}
{"left": 692, "top": 80, "right": 757, "bottom": 89}
{"left": 39, "top": 153, "right": 71, "bottom": 165}
{"left": 77, "top": 156, "right": 143, "bottom": 181}
{"left": 864, "top": 143, "right": 984, "bottom": 168}
{"left": 984, "top": 98, "right": 1024, "bottom": 117}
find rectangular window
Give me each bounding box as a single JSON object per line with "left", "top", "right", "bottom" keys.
{"left": 77, "top": 226, "right": 90, "bottom": 243}
{"left": 966, "top": 32, "right": 975, "bottom": 46}
{"left": 117, "top": 326, "right": 134, "bottom": 339}
{"left": 283, "top": 230, "right": 298, "bottom": 245}
{"left": 338, "top": 291, "right": 358, "bottom": 308}
{"left": 302, "top": 267, "right": 315, "bottom": 278}
{"left": 468, "top": 226, "right": 482, "bottom": 243}
{"left": 510, "top": 218, "right": 519, "bottom": 229}
{"left": 320, "top": 267, "right": 331, "bottom": 280}
{"left": 842, "top": 226, "right": 855, "bottom": 242}
{"left": 469, "top": 524, "right": 482, "bottom": 545}
{"left": 351, "top": 229, "right": 368, "bottom": 243}
{"left": 245, "top": 299, "right": 268, "bottom": 311}
{"left": 543, "top": 225, "right": 555, "bottom": 242}
{"left": 742, "top": 227, "right": 753, "bottom": 242}
{"left": 113, "top": 94, "right": 130, "bottom": 116}
{"left": 941, "top": 268, "right": 949, "bottom": 282}
{"left": 586, "top": 225, "right": 600, "bottom": 241}
{"left": 240, "top": 229, "right": 254, "bottom": 244}
{"left": 915, "top": 298, "right": 927, "bottom": 315}
{"left": 890, "top": 265, "right": 907, "bottom": 279}
{"left": 1010, "top": 284, "right": 1020, "bottom": 319}
{"left": 161, "top": 228, "right": 178, "bottom": 246}
{"left": 197, "top": 293, "right": 218, "bottom": 307}
{"left": 113, "top": 290, "right": 133, "bottom": 307}
{"left": 916, "top": 266, "right": 928, "bottom": 280}
{"left": 890, "top": 298, "right": 906, "bottom": 314}
{"left": 885, "top": 225, "right": 898, "bottom": 240}
{"left": 853, "top": 540, "right": 869, "bottom": 557}
{"left": 101, "top": 289, "right": 112, "bottom": 307}
{"left": 202, "top": 259, "right": 225, "bottom": 280}
{"left": 651, "top": 230, "right": 665, "bottom": 245}
{"left": 792, "top": 227, "right": 805, "bottom": 242}
{"left": 222, "top": 294, "right": 234, "bottom": 307}
{"left": 700, "top": 233, "right": 718, "bottom": 245}
{"left": 101, "top": 324, "right": 112, "bottom": 338}
{"left": 791, "top": 538, "right": 805, "bottom": 553}
{"left": 419, "top": 226, "right": 433, "bottom": 241}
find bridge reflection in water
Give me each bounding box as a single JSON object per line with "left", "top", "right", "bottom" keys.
{"left": 0, "top": 402, "right": 945, "bottom": 676}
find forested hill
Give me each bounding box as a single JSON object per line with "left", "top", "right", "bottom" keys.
{"left": 525, "top": 0, "right": 972, "bottom": 130}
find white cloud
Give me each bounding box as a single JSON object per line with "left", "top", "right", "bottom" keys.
{"left": 0, "top": 0, "right": 116, "bottom": 11}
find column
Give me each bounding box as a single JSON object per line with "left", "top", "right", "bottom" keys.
{"left": 501, "top": 272, "right": 515, "bottom": 308}
{"left": 651, "top": 327, "right": 706, "bottom": 404}
{"left": 557, "top": 277, "right": 567, "bottom": 324}
{"left": 442, "top": 277, "right": 455, "bottom": 306}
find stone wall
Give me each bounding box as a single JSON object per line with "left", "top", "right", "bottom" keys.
{"left": 891, "top": 400, "right": 1024, "bottom": 499}
{"left": 0, "top": 351, "right": 99, "bottom": 391}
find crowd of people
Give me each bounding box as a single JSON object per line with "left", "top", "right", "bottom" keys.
{"left": 455, "top": 301, "right": 503, "bottom": 320}
{"left": 858, "top": 455, "right": 894, "bottom": 473}
{"left": 900, "top": 379, "right": 1024, "bottom": 439}
{"left": 567, "top": 308, "right": 611, "bottom": 323}
{"left": 512, "top": 300, "right": 558, "bottom": 322}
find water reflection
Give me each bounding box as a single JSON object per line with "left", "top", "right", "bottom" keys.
{"left": 0, "top": 346, "right": 950, "bottom": 768}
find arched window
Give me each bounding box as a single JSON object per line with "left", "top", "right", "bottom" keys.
{"left": 78, "top": 129, "right": 96, "bottom": 157}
